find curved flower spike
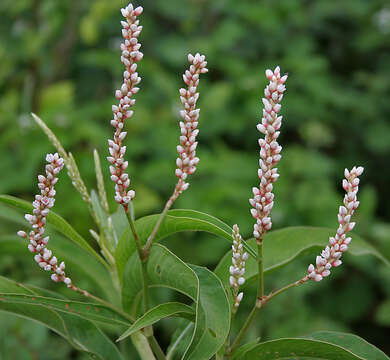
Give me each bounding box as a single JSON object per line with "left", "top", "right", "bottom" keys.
{"left": 108, "top": 3, "right": 144, "bottom": 207}
{"left": 229, "top": 224, "right": 248, "bottom": 312}
{"left": 17, "top": 153, "right": 84, "bottom": 293}
{"left": 250, "top": 66, "right": 287, "bottom": 243}
{"left": 308, "top": 166, "right": 364, "bottom": 282}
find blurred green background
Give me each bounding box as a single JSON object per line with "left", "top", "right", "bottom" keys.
{"left": 1, "top": 0, "right": 390, "bottom": 358}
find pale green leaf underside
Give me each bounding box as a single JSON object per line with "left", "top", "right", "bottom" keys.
{"left": 115, "top": 209, "right": 256, "bottom": 282}
{"left": 0, "top": 276, "right": 123, "bottom": 360}
{"left": 0, "top": 195, "right": 108, "bottom": 268}
{"left": 122, "top": 244, "right": 230, "bottom": 360}
{"left": 214, "top": 226, "right": 388, "bottom": 292}
{"left": 237, "top": 332, "right": 389, "bottom": 359}
{"left": 117, "top": 302, "right": 194, "bottom": 341}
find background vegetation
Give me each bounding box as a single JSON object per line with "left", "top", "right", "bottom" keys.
{"left": 0, "top": 0, "right": 389, "bottom": 358}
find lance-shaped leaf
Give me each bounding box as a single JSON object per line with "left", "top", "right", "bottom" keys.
{"left": 115, "top": 209, "right": 256, "bottom": 281}
{"left": 215, "top": 226, "right": 388, "bottom": 294}
{"left": 0, "top": 276, "right": 123, "bottom": 360}
{"left": 122, "top": 244, "right": 230, "bottom": 360}
{"left": 117, "top": 302, "right": 194, "bottom": 341}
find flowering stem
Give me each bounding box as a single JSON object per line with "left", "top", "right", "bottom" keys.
{"left": 257, "top": 240, "right": 264, "bottom": 300}
{"left": 125, "top": 207, "right": 149, "bottom": 312}
{"left": 228, "top": 275, "right": 309, "bottom": 355}
{"left": 228, "top": 305, "right": 258, "bottom": 355}
{"left": 143, "top": 199, "right": 171, "bottom": 260}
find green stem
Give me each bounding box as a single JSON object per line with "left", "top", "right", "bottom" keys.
{"left": 125, "top": 207, "right": 149, "bottom": 312}
{"left": 143, "top": 200, "right": 171, "bottom": 260}
{"left": 228, "top": 275, "right": 309, "bottom": 354}
{"left": 264, "top": 275, "right": 309, "bottom": 304}
{"left": 228, "top": 305, "right": 258, "bottom": 354}
{"left": 257, "top": 240, "right": 264, "bottom": 300}
{"left": 149, "top": 335, "right": 167, "bottom": 360}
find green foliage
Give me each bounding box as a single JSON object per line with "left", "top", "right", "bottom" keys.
{"left": 0, "top": 276, "right": 124, "bottom": 360}
{"left": 0, "top": 0, "right": 389, "bottom": 358}
{"left": 122, "top": 244, "right": 230, "bottom": 359}
{"left": 115, "top": 209, "right": 256, "bottom": 281}
{"left": 239, "top": 331, "right": 389, "bottom": 359}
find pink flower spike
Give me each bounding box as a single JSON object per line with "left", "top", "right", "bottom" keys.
{"left": 250, "top": 67, "right": 287, "bottom": 242}
{"left": 108, "top": 2, "right": 144, "bottom": 207}
{"left": 18, "top": 153, "right": 77, "bottom": 290}
{"left": 307, "top": 166, "right": 364, "bottom": 282}
{"left": 167, "top": 52, "right": 208, "bottom": 206}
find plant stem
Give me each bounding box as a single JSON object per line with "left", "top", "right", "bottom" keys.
{"left": 228, "top": 304, "right": 258, "bottom": 354}
{"left": 264, "top": 275, "right": 309, "bottom": 304}
{"left": 228, "top": 275, "right": 309, "bottom": 354}
{"left": 148, "top": 335, "right": 167, "bottom": 360}
{"left": 143, "top": 196, "right": 173, "bottom": 259}
{"left": 125, "top": 207, "right": 150, "bottom": 312}
{"left": 256, "top": 240, "right": 264, "bottom": 300}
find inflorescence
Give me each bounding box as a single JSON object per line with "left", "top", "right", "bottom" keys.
{"left": 307, "top": 166, "right": 364, "bottom": 282}
{"left": 108, "top": 4, "right": 143, "bottom": 207}
{"left": 229, "top": 224, "right": 248, "bottom": 311}
{"left": 250, "top": 67, "right": 287, "bottom": 243}
{"left": 17, "top": 153, "right": 76, "bottom": 290}
{"left": 167, "top": 53, "right": 208, "bottom": 207}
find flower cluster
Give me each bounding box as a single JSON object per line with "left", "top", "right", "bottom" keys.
{"left": 250, "top": 67, "right": 287, "bottom": 242}
{"left": 308, "top": 166, "right": 364, "bottom": 282}
{"left": 108, "top": 3, "right": 143, "bottom": 206}
{"left": 169, "top": 53, "right": 208, "bottom": 206}
{"left": 229, "top": 224, "right": 248, "bottom": 310}
{"left": 17, "top": 153, "right": 74, "bottom": 288}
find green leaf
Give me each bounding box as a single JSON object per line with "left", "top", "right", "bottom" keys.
{"left": 307, "top": 332, "right": 389, "bottom": 360}
{"left": 115, "top": 209, "right": 256, "bottom": 281}
{"left": 0, "top": 234, "right": 116, "bottom": 303}
{"left": 0, "top": 194, "right": 108, "bottom": 269}
{"left": 0, "top": 276, "right": 123, "bottom": 360}
{"left": 215, "top": 226, "right": 388, "bottom": 291}
{"left": 117, "top": 302, "right": 194, "bottom": 341}
{"left": 237, "top": 334, "right": 389, "bottom": 360}
{"left": 0, "top": 293, "right": 130, "bottom": 327}
{"left": 122, "top": 244, "right": 230, "bottom": 360}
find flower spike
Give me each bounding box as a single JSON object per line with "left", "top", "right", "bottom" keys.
{"left": 308, "top": 166, "right": 364, "bottom": 282}
{"left": 229, "top": 224, "right": 248, "bottom": 312}
{"left": 108, "top": 3, "right": 143, "bottom": 207}
{"left": 250, "top": 66, "right": 287, "bottom": 243}
{"left": 17, "top": 153, "right": 83, "bottom": 293}
{"left": 168, "top": 53, "right": 208, "bottom": 206}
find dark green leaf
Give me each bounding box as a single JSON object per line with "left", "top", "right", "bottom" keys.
{"left": 0, "top": 276, "right": 123, "bottom": 360}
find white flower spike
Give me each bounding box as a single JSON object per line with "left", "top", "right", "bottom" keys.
{"left": 108, "top": 3, "right": 143, "bottom": 207}
{"left": 250, "top": 66, "right": 287, "bottom": 243}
